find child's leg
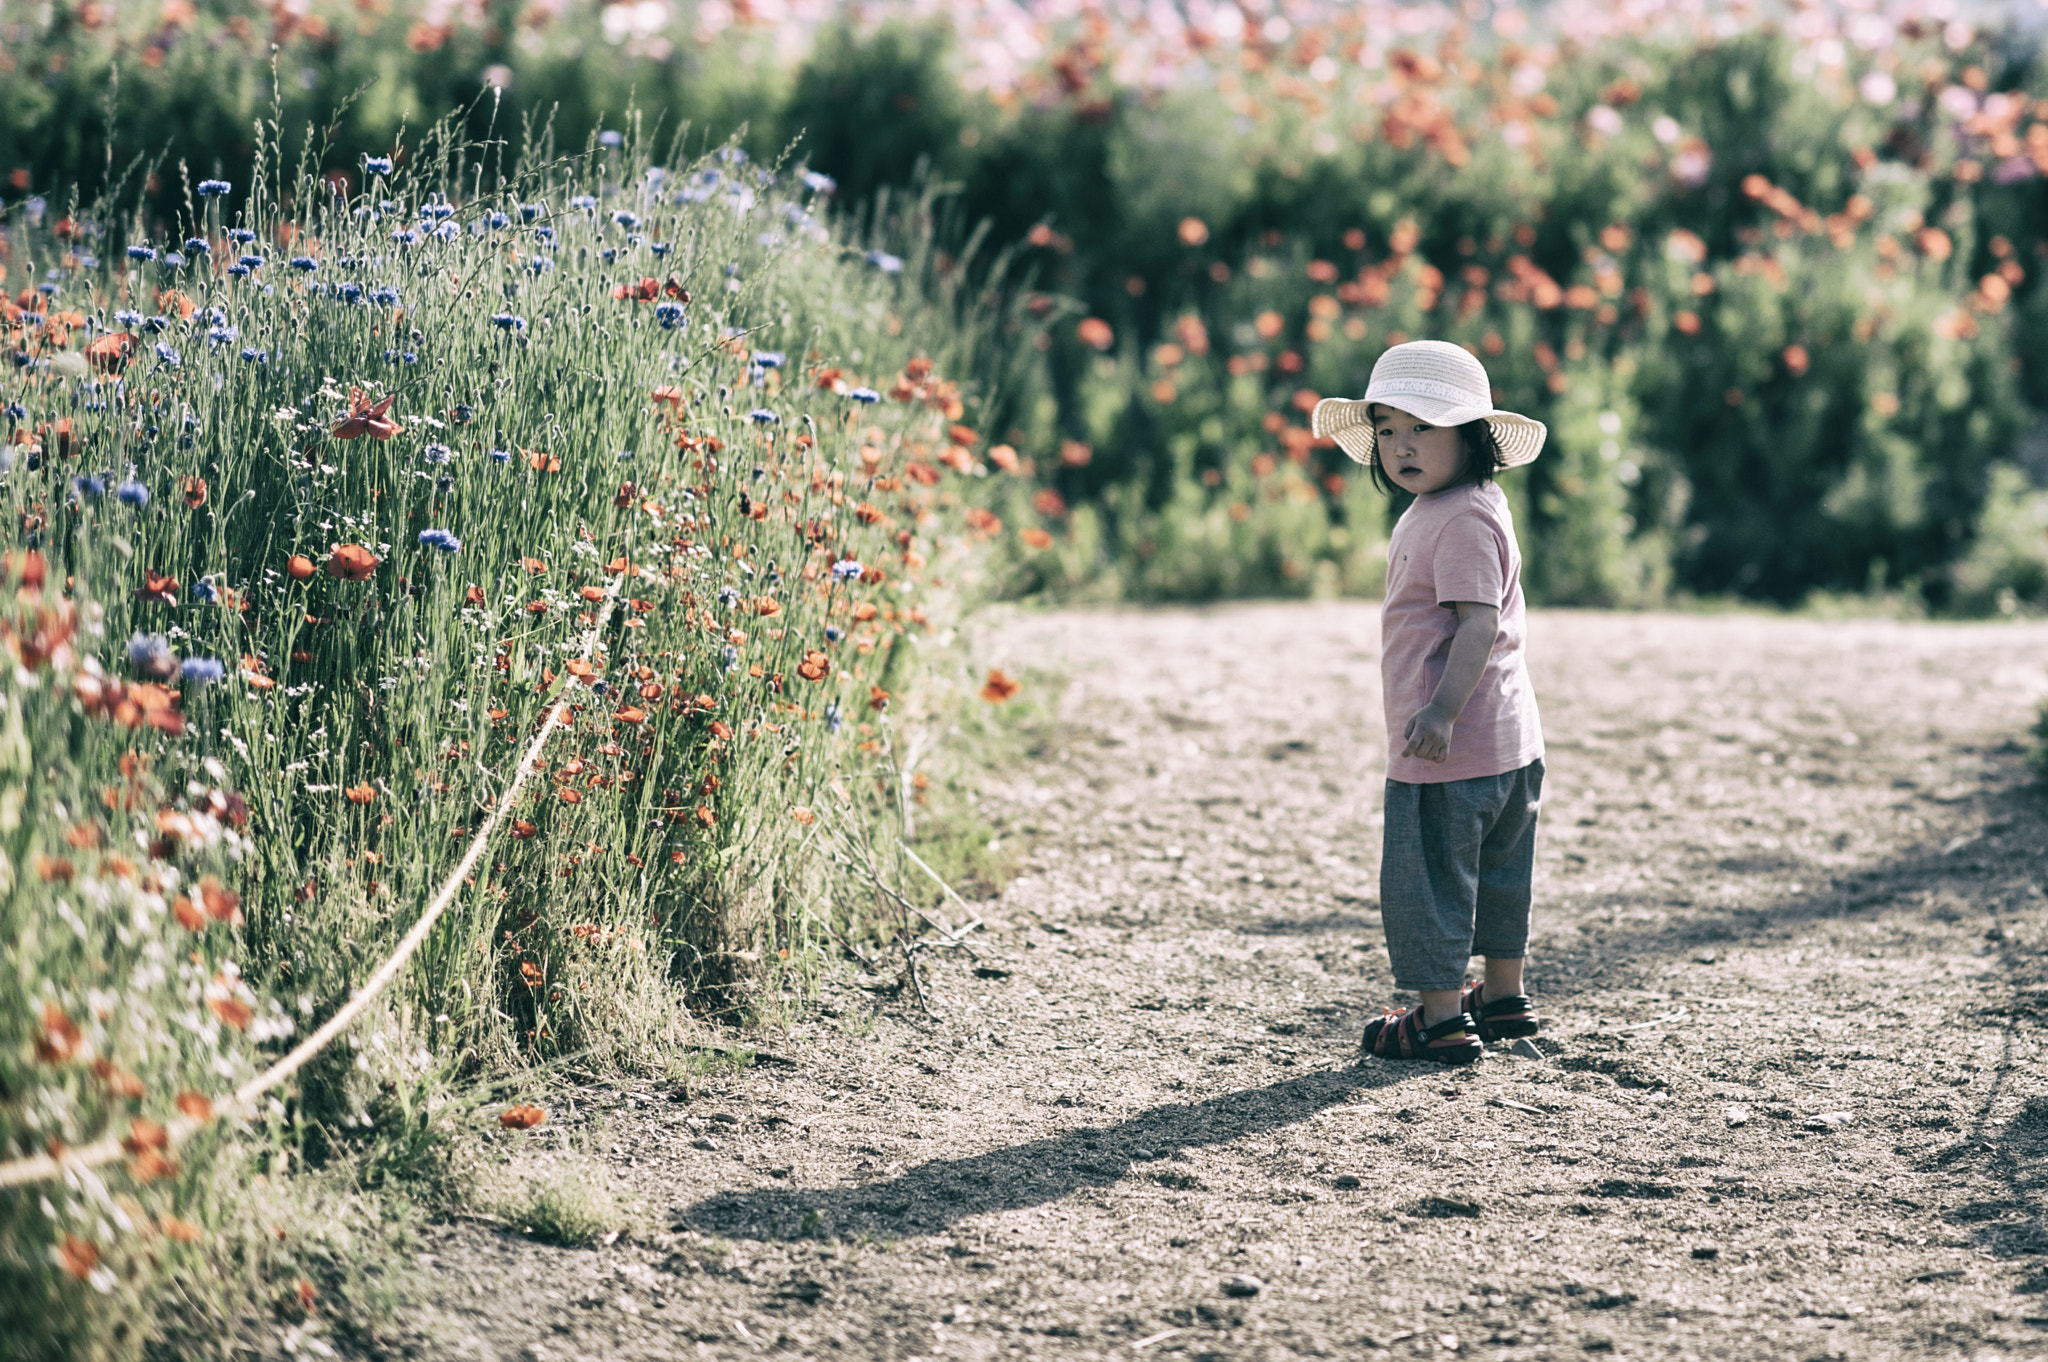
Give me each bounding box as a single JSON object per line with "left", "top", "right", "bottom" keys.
{"left": 1380, "top": 777, "right": 1491, "bottom": 1026}
{"left": 1472, "top": 757, "right": 1544, "bottom": 999}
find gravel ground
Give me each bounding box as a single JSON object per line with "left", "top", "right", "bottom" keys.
{"left": 378, "top": 604, "right": 2048, "bottom": 1362}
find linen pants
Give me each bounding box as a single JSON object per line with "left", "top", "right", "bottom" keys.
{"left": 1379, "top": 758, "right": 1543, "bottom": 993}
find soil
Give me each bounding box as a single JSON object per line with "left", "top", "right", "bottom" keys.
{"left": 376, "top": 604, "right": 2048, "bottom": 1362}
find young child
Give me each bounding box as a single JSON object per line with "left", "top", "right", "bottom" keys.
{"left": 1311, "top": 340, "right": 1548, "bottom": 1066}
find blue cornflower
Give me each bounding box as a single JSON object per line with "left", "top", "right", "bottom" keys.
{"left": 161, "top": 252, "right": 186, "bottom": 269}
{"left": 154, "top": 343, "right": 180, "bottom": 367}
{"left": 721, "top": 645, "right": 740, "bottom": 673}
{"left": 418, "top": 528, "right": 461, "bottom": 553}
{"left": 748, "top": 409, "right": 778, "bottom": 425}
{"left": 825, "top": 626, "right": 844, "bottom": 642}
{"left": 71, "top": 474, "right": 106, "bottom": 499}
{"left": 114, "top": 309, "right": 142, "bottom": 326}
{"left": 226, "top": 265, "right": 249, "bottom": 278}
{"left": 423, "top": 203, "right": 455, "bottom": 220}
{"left": 339, "top": 282, "right": 364, "bottom": 303}
{"left": 520, "top": 202, "right": 545, "bottom": 222}
{"left": 180, "top": 657, "right": 226, "bottom": 684}
{"left": 238, "top": 254, "right": 264, "bottom": 269}
{"left": 485, "top": 212, "right": 509, "bottom": 229}
{"left": 526, "top": 257, "right": 553, "bottom": 274}
{"left": 717, "top": 586, "right": 741, "bottom": 609}
{"left": 227, "top": 228, "right": 256, "bottom": 243}
{"left": 831, "top": 558, "right": 863, "bottom": 581}
{"left": 391, "top": 229, "right": 420, "bottom": 245}
{"left": 849, "top": 387, "right": 880, "bottom": 403}
{"left": 240, "top": 347, "right": 267, "bottom": 363}
{"left": 489, "top": 449, "right": 511, "bottom": 464}
{"left": 126, "top": 244, "right": 156, "bottom": 262}
{"left": 363, "top": 155, "right": 394, "bottom": 175}
{"left": 752, "top": 350, "right": 786, "bottom": 369}
{"left": 534, "top": 226, "right": 556, "bottom": 244}
{"left": 824, "top": 702, "right": 843, "bottom": 734}
{"left": 598, "top": 130, "right": 624, "bottom": 148}
{"left": 141, "top": 314, "right": 169, "bottom": 333}
{"left": 127, "top": 633, "right": 177, "bottom": 678}
{"left": 650, "top": 241, "right": 671, "bottom": 256}
{"left": 290, "top": 256, "right": 318, "bottom": 271}
{"left": 35, "top": 281, "right": 57, "bottom": 295}
{"left": 569, "top": 195, "right": 598, "bottom": 210}
{"left": 865, "top": 250, "right": 905, "bottom": 274}
{"left": 801, "top": 170, "right": 837, "bottom": 194}
{"left": 207, "top": 326, "right": 239, "bottom": 345}
{"left": 432, "top": 222, "right": 459, "bottom": 241}
{"left": 491, "top": 313, "right": 526, "bottom": 332}
{"left": 423, "top": 443, "right": 452, "bottom": 464}
{"left": 196, "top": 179, "right": 231, "bottom": 197}
{"left": 654, "top": 301, "right": 685, "bottom": 328}
{"left": 19, "top": 312, "right": 44, "bottom": 328}
{"left": 451, "top": 404, "right": 473, "bottom": 423}
{"left": 612, "top": 210, "right": 640, "bottom": 229}
{"left": 367, "top": 286, "right": 399, "bottom": 307}
{"left": 116, "top": 479, "right": 149, "bottom": 508}
{"left": 183, "top": 237, "right": 208, "bottom": 254}
{"left": 192, "top": 579, "right": 217, "bottom": 604}
{"left": 384, "top": 349, "right": 419, "bottom": 365}
{"left": 2, "top": 402, "right": 24, "bottom": 420}
{"left": 76, "top": 253, "right": 98, "bottom": 268}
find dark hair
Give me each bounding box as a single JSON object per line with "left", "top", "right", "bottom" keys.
{"left": 1365, "top": 408, "right": 1505, "bottom": 496}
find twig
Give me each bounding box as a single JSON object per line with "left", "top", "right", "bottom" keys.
{"left": 901, "top": 941, "right": 937, "bottom": 1019}
{"left": 899, "top": 843, "right": 979, "bottom": 922}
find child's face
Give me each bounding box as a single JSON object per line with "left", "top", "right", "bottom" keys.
{"left": 1372, "top": 405, "right": 1465, "bottom": 495}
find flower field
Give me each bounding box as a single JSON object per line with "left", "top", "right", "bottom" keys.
{"left": 0, "top": 113, "right": 1032, "bottom": 1351}
{"left": 8, "top": 3, "right": 2048, "bottom": 612}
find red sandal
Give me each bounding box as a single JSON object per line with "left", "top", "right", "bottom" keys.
{"left": 1360, "top": 1007, "right": 1483, "bottom": 1066}
{"left": 1460, "top": 982, "right": 1540, "bottom": 1043}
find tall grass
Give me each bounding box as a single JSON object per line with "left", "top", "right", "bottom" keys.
{"left": 0, "top": 103, "right": 1028, "bottom": 1356}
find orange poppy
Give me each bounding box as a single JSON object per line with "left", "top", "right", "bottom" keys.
{"left": 59, "top": 1235, "right": 99, "bottom": 1281}
{"left": 1076, "top": 318, "right": 1114, "bottom": 350}
{"left": 160, "top": 1217, "right": 203, "bottom": 1244}
{"left": 172, "top": 894, "right": 206, "bottom": 930}
{"left": 988, "top": 444, "right": 1020, "bottom": 473}
{"left": 85, "top": 331, "right": 136, "bottom": 373}
{"left": 791, "top": 806, "right": 815, "bottom": 825}
{"left": 128, "top": 1147, "right": 178, "bottom": 1183}
{"left": 175, "top": 1091, "right": 213, "bottom": 1121}
{"left": 344, "top": 783, "right": 377, "bottom": 804}
{"left": 757, "top": 598, "right": 781, "bottom": 617}
{"left": 512, "top": 820, "right": 538, "bottom": 839}
{"left": 286, "top": 554, "right": 315, "bottom": 580}
{"left": 326, "top": 544, "right": 378, "bottom": 581}
{"left": 651, "top": 384, "right": 683, "bottom": 409}
{"left": 868, "top": 685, "right": 890, "bottom": 711}
{"left": 558, "top": 788, "right": 582, "bottom": 804}
{"left": 198, "top": 875, "right": 242, "bottom": 923}
{"left": 181, "top": 476, "right": 208, "bottom": 509}
{"left": 695, "top": 805, "right": 716, "bottom": 827}
{"left": 1021, "top": 527, "right": 1053, "bottom": 550}
{"left": 499, "top": 1103, "right": 547, "bottom": 1129}
{"left": 611, "top": 276, "right": 660, "bottom": 302}
{"left": 797, "top": 650, "right": 830, "bottom": 681}
{"left": 208, "top": 994, "right": 254, "bottom": 1030}
{"left": 525, "top": 449, "right": 561, "bottom": 472}
{"left": 578, "top": 585, "right": 606, "bottom": 602}
{"left": 465, "top": 584, "right": 485, "bottom": 605}
{"left": 36, "top": 1002, "right": 83, "bottom": 1063}
{"left": 616, "top": 706, "right": 646, "bottom": 724}
{"left": 980, "top": 669, "right": 1022, "bottom": 703}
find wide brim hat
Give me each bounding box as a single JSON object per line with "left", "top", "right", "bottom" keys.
{"left": 1311, "top": 339, "right": 1546, "bottom": 470}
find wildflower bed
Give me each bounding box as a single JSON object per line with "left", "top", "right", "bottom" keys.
{"left": 0, "top": 121, "right": 1026, "bottom": 1350}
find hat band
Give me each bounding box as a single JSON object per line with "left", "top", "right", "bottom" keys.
{"left": 1364, "top": 376, "right": 1492, "bottom": 409}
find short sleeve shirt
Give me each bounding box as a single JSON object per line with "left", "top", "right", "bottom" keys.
{"left": 1381, "top": 481, "right": 1544, "bottom": 784}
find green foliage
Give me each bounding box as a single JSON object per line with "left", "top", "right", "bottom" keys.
{"left": 478, "top": 1153, "right": 641, "bottom": 1247}
{"left": 0, "top": 106, "right": 1021, "bottom": 1352}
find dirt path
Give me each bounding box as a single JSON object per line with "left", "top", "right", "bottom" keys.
{"left": 393, "top": 604, "right": 2048, "bottom": 1362}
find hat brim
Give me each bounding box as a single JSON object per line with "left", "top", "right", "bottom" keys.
{"left": 1312, "top": 396, "right": 1546, "bottom": 470}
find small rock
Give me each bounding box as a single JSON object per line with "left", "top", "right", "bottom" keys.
{"left": 708, "top": 1112, "right": 739, "bottom": 1126}
{"left": 1723, "top": 1105, "right": 1751, "bottom": 1128}
{"left": 973, "top": 965, "right": 1011, "bottom": 979}
{"left": 613, "top": 1293, "right": 640, "bottom": 1315}
{"left": 1693, "top": 952, "right": 1718, "bottom": 965}
{"left": 693, "top": 1137, "right": 719, "bottom": 1151}
{"left": 1221, "top": 1274, "right": 1264, "bottom": 1298}
{"left": 1810, "top": 1110, "right": 1854, "bottom": 1127}
{"left": 1692, "top": 1245, "right": 1721, "bottom": 1260}
{"left": 1510, "top": 1038, "right": 1544, "bottom": 1061}
{"left": 1131, "top": 1148, "right": 1155, "bottom": 1162}
{"left": 1437, "top": 1332, "right": 1461, "bottom": 1352}
{"left": 1333, "top": 1173, "right": 1363, "bottom": 1190}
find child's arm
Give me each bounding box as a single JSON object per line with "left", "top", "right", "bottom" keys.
{"left": 1401, "top": 602, "right": 1501, "bottom": 763}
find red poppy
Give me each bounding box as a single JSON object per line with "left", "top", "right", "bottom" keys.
{"left": 181, "top": 476, "right": 208, "bottom": 509}
{"left": 616, "top": 706, "right": 646, "bottom": 724}
{"left": 611, "top": 276, "right": 660, "bottom": 302}
{"left": 59, "top": 1236, "right": 99, "bottom": 1281}
{"left": 286, "top": 554, "right": 315, "bottom": 580}
{"left": 512, "top": 820, "right": 538, "bottom": 839}
{"left": 198, "top": 875, "right": 242, "bottom": 923}
{"left": 175, "top": 1092, "right": 212, "bottom": 1121}
{"left": 980, "top": 669, "right": 1022, "bottom": 703}
{"left": 651, "top": 384, "right": 683, "bottom": 409}
{"left": 344, "top": 783, "right": 377, "bottom": 804}
{"left": 326, "top": 544, "right": 378, "bottom": 581}
{"left": 330, "top": 387, "right": 402, "bottom": 441}
{"left": 798, "top": 650, "right": 831, "bottom": 681}
{"left": 137, "top": 570, "right": 180, "bottom": 605}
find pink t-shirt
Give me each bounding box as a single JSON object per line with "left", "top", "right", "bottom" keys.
{"left": 1381, "top": 480, "right": 1543, "bottom": 784}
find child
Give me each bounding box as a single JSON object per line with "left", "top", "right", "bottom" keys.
{"left": 1311, "top": 340, "right": 1548, "bottom": 1066}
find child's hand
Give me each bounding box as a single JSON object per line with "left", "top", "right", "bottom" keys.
{"left": 1401, "top": 704, "right": 1455, "bottom": 763}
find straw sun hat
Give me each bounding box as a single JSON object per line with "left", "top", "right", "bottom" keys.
{"left": 1310, "top": 340, "right": 1546, "bottom": 470}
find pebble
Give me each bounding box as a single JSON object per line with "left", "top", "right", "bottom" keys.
{"left": 1510, "top": 1038, "right": 1544, "bottom": 1061}
{"left": 693, "top": 1137, "right": 719, "bottom": 1151}
{"left": 1221, "top": 1274, "right": 1264, "bottom": 1298}
{"left": 1692, "top": 1245, "right": 1721, "bottom": 1260}
{"left": 1333, "top": 1174, "right": 1363, "bottom": 1189}
{"left": 1724, "top": 1105, "right": 1751, "bottom": 1127}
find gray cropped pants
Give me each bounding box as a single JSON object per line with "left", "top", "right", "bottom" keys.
{"left": 1379, "top": 758, "right": 1543, "bottom": 993}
